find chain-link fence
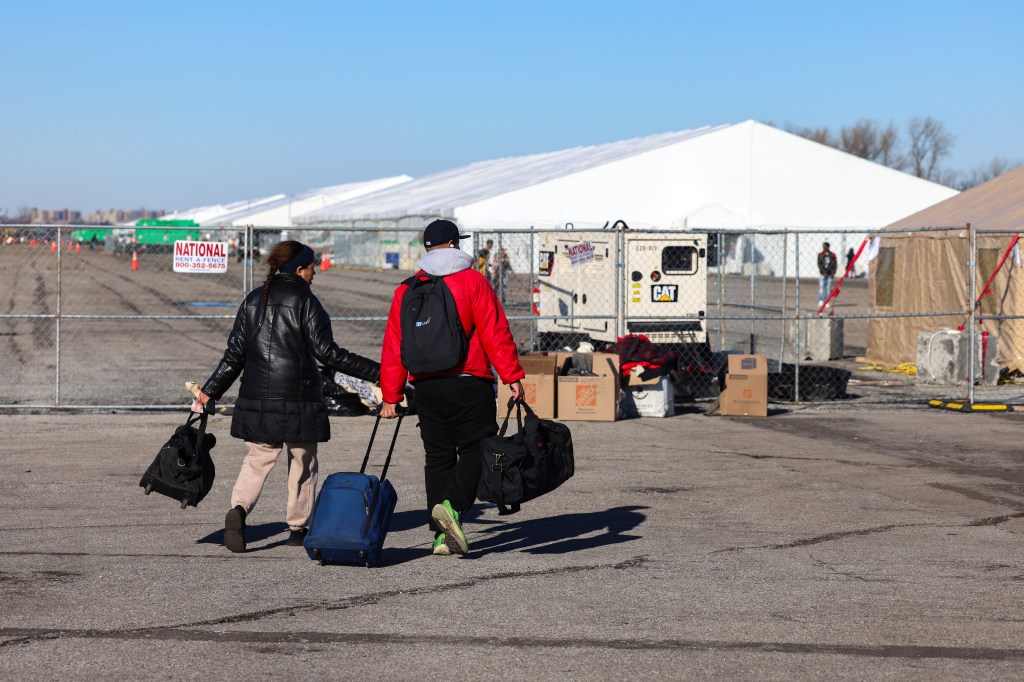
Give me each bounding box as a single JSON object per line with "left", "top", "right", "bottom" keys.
{"left": 2, "top": 223, "right": 1019, "bottom": 408}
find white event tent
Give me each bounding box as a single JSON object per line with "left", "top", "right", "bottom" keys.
{"left": 298, "top": 121, "right": 957, "bottom": 276}
{"left": 156, "top": 175, "right": 413, "bottom": 228}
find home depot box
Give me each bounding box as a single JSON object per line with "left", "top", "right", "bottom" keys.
{"left": 556, "top": 353, "right": 620, "bottom": 421}
{"left": 720, "top": 354, "right": 768, "bottom": 417}
{"left": 496, "top": 353, "right": 558, "bottom": 419}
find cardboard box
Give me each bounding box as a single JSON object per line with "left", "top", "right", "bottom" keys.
{"left": 620, "top": 370, "right": 675, "bottom": 418}
{"left": 556, "top": 352, "right": 620, "bottom": 421}
{"left": 497, "top": 353, "right": 558, "bottom": 418}
{"left": 720, "top": 354, "right": 768, "bottom": 417}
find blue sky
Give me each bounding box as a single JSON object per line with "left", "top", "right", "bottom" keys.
{"left": 2, "top": 1, "right": 1022, "bottom": 213}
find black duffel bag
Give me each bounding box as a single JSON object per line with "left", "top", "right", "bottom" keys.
{"left": 140, "top": 409, "right": 216, "bottom": 509}
{"left": 478, "top": 398, "right": 574, "bottom": 515}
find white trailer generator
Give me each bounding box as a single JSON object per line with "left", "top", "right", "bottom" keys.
{"left": 535, "top": 231, "right": 709, "bottom": 350}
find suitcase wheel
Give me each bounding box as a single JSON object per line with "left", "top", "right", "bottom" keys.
{"left": 144, "top": 482, "right": 153, "bottom": 495}
{"left": 360, "top": 551, "right": 370, "bottom": 568}
{"left": 314, "top": 549, "right": 325, "bottom": 566}
{"left": 180, "top": 497, "right": 189, "bottom": 509}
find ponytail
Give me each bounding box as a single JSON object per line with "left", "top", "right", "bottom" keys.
{"left": 253, "top": 240, "right": 307, "bottom": 336}
{"left": 254, "top": 266, "right": 278, "bottom": 336}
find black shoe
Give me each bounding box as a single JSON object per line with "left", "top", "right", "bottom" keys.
{"left": 286, "top": 528, "right": 308, "bottom": 546}
{"left": 224, "top": 505, "right": 247, "bottom": 553}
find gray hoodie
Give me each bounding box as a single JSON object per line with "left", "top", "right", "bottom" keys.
{"left": 418, "top": 247, "right": 474, "bottom": 276}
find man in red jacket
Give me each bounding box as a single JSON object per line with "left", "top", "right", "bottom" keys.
{"left": 380, "top": 219, "right": 525, "bottom": 556}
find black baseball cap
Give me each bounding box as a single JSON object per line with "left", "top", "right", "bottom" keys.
{"left": 423, "top": 219, "right": 469, "bottom": 247}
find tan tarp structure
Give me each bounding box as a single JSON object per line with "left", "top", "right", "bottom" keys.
{"left": 866, "top": 166, "right": 1024, "bottom": 371}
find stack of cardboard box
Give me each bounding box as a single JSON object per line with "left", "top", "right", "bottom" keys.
{"left": 719, "top": 354, "right": 768, "bottom": 417}
{"left": 497, "top": 352, "right": 621, "bottom": 422}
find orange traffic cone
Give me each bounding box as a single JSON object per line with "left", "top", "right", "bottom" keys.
{"left": 51, "top": 241, "right": 57, "bottom": 253}
{"left": 320, "top": 251, "right": 331, "bottom": 271}
{"left": 67, "top": 241, "right": 73, "bottom": 251}
{"left": 131, "top": 250, "right": 139, "bottom": 271}
{"left": 75, "top": 242, "right": 80, "bottom": 253}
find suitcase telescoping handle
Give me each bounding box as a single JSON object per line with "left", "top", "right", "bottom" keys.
{"left": 360, "top": 411, "right": 403, "bottom": 538}
{"left": 359, "top": 411, "right": 404, "bottom": 480}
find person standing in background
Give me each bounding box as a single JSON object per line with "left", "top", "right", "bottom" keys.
{"left": 817, "top": 242, "right": 838, "bottom": 307}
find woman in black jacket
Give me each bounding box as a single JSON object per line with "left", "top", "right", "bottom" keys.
{"left": 196, "top": 240, "right": 380, "bottom": 553}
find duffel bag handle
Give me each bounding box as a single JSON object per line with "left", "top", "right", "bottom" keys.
{"left": 184, "top": 410, "right": 209, "bottom": 464}
{"left": 498, "top": 397, "right": 534, "bottom": 437}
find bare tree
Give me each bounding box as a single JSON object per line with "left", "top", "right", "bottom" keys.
{"left": 936, "top": 157, "right": 1022, "bottom": 190}
{"left": 875, "top": 123, "right": 903, "bottom": 169}
{"left": 838, "top": 119, "right": 905, "bottom": 168}
{"left": 783, "top": 122, "right": 835, "bottom": 147}
{"left": 963, "top": 157, "right": 1019, "bottom": 188}
{"left": 13, "top": 206, "right": 33, "bottom": 224}
{"left": 906, "top": 116, "right": 955, "bottom": 180}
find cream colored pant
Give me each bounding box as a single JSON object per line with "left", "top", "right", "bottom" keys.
{"left": 230, "top": 441, "right": 318, "bottom": 531}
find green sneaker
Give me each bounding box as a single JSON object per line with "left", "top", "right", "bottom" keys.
{"left": 432, "top": 533, "right": 451, "bottom": 556}
{"left": 431, "top": 500, "right": 468, "bottom": 555}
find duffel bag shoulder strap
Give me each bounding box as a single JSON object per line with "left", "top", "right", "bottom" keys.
{"left": 183, "top": 410, "right": 208, "bottom": 464}
{"left": 490, "top": 398, "right": 524, "bottom": 515}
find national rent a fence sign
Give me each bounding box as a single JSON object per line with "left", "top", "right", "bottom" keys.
{"left": 568, "top": 241, "right": 595, "bottom": 266}
{"left": 173, "top": 241, "right": 229, "bottom": 273}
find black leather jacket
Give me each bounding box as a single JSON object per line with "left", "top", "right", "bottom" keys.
{"left": 203, "top": 274, "right": 380, "bottom": 402}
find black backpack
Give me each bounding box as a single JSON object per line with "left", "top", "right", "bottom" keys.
{"left": 478, "top": 399, "right": 575, "bottom": 515}
{"left": 400, "top": 273, "right": 472, "bottom": 374}
{"left": 140, "top": 410, "right": 216, "bottom": 509}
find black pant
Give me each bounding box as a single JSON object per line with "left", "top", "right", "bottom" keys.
{"left": 413, "top": 376, "right": 498, "bottom": 533}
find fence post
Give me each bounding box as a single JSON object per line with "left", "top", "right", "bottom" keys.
{"left": 614, "top": 227, "right": 623, "bottom": 341}
{"left": 968, "top": 222, "right": 977, "bottom": 403}
{"left": 717, "top": 232, "right": 723, "bottom": 353}
{"left": 529, "top": 227, "right": 536, "bottom": 352}
{"left": 243, "top": 225, "right": 250, "bottom": 296}
{"left": 780, "top": 229, "right": 788, "bottom": 366}
{"left": 55, "top": 225, "right": 62, "bottom": 406}
{"left": 497, "top": 231, "right": 504, "bottom": 303}
{"left": 749, "top": 233, "right": 756, "bottom": 353}
{"left": 794, "top": 232, "right": 801, "bottom": 404}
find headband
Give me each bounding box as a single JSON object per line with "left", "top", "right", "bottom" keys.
{"left": 279, "top": 245, "right": 316, "bottom": 274}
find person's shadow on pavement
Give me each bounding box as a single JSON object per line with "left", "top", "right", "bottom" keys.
{"left": 463, "top": 505, "right": 649, "bottom": 558}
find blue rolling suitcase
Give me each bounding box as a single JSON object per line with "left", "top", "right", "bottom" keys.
{"left": 304, "top": 414, "right": 402, "bottom": 567}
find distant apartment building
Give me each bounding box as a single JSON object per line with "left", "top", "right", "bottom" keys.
{"left": 20, "top": 207, "right": 165, "bottom": 225}
{"left": 81, "top": 208, "right": 165, "bottom": 225}
{"left": 30, "top": 208, "right": 82, "bottom": 224}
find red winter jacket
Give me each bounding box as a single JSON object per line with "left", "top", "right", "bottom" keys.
{"left": 381, "top": 256, "right": 525, "bottom": 404}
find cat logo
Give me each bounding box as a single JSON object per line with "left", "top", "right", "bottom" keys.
{"left": 651, "top": 284, "right": 678, "bottom": 302}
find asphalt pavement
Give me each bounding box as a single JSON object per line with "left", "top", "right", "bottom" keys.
{"left": 1, "top": 406, "right": 1023, "bottom": 680}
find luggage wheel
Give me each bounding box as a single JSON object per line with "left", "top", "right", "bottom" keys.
{"left": 144, "top": 482, "right": 153, "bottom": 495}
{"left": 180, "top": 497, "right": 189, "bottom": 509}
{"left": 314, "top": 549, "right": 325, "bottom": 566}
{"left": 360, "top": 551, "right": 370, "bottom": 568}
